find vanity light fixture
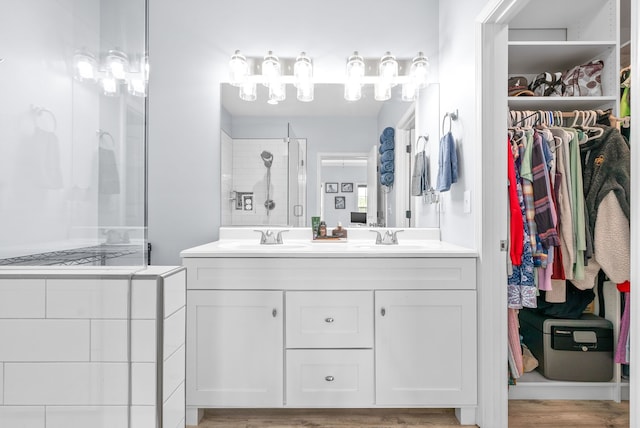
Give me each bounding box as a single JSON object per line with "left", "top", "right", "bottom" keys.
{"left": 344, "top": 51, "right": 365, "bottom": 101}
{"left": 261, "top": 51, "right": 281, "bottom": 87}
{"left": 127, "top": 54, "right": 149, "bottom": 97}
{"left": 240, "top": 81, "right": 257, "bottom": 101}
{"left": 379, "top": 52, "right": 399, "bottom": 85}
{"left": 409, "top": 52, "right": 430, "bottom": 89}
{"left": 73, "top": 50, "right": 98, "bottom": 83}
{"left": 374, "top": 81, "right": 392, "bottom": 101}
{"left": 268, "top": 81, "right": 286, "bottom": 104}
{"left": 294, "top": 52, "right": 314, "bottom": 102}
{"left": 72, "top": 48, "right": 148, "bottom": 97}
{"left": 104, "top": 49, "right": 129, "bottom": 80}
{"left": 401, "top": 80, "right": 417, "bottom": 102}
{"left": 229, "top": 50, "right": 249, "bottom": 87}
{"left": 343, "top": 50, "right": 430, "bottom": 101}
{"left": 101, "top": 72, "right": 120, "bottom": 97}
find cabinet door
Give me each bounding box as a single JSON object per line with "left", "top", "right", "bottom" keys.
{"left": 375, "top": 290, "right": 476, "bottom": 406}
{"left": 187, "top": 290, "right": 283, "bottom": 407}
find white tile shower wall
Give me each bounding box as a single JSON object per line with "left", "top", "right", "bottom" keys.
{"left": 164, "top": 269, "right": 186, "bottom": 316}
{"left": 0, "top": 279, "right": 45, "bottom": 318}
{"left": 90, "top": 320, "right": 128, "bottom": 362}
{"left": 0, "top": 269, "right": 186, "bottom": 428}
{"left": 164, "top": 307, "right": 185, "bottom": 358}
{"left": 0, "top": 406, "right": 45, "bottom": 428}
{"left": 132, "top": 278, "right": 158, "bottom": 319}
{"left": 163, "top": 382, "right": 186, "bottom": 428}
{"left": 4, "top": 362, "right": 128, "bottom": 405}
{"left": 163, "top": 344, "right": 185, "bottom": 399}
{"left": 0, "top": 320, "right": 89, "bottom": 361}
{"left": 231, "top": 139, "right": 288, "bottom": 225}
{"left": 131, "top": 405, "right": 156, "bottom": 428}
{"left": 132, "top": 362, "right": 156, "bottom": 405}
{"left": 46, "top": 406, "right": 128, "bottom": 428}
{"left": 47, "top": 279, "right": 129, "bottom": 319}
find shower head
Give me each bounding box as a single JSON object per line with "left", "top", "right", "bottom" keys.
{"left": 260, "top": 150, "right": 273, "bottom": 167}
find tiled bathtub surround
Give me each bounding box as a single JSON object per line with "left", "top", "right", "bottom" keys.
{"left": 0, "top": 267, "right": 186, "bottom": 428}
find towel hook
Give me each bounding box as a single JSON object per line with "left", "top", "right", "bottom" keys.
{"left": 442, "top": 109, "right": 458, "bottom": 135}
{"left": 97, "top": 129, "right": 115, "bottom": 149}
{"left": 416, "top": 135, "right": 428, "bottom": 152}
{"left": 31, "top": 104, "right": 57, "bottom": 132}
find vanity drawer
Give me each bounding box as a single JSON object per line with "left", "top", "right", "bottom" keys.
{"left": 286, "top": 291, "right": 373, "bottom": 348}
{"left": 286, "top": 349, "right": 373, "bottom": 407}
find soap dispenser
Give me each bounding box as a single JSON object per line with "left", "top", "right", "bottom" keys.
{"left": 332, "top": 222, "right": 347, "bottom": 239}
{"left": 318, "top": 221, "right": 327, "bottom": 238}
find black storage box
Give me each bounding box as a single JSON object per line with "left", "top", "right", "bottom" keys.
{"left": 519, "top": 310, "right": 614, "bottom": 382}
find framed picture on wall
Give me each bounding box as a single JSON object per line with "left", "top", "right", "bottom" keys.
{"left": 335, "top": 196, "right": 346, "bottom": 209}
{"left": 326, "top": 182, "right": 338, "bottom": 193}
{"left": 341, "top": 182, "right": 353, "bottom": 192}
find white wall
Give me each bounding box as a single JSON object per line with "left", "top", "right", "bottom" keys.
{"left": 148, "top": 0, "right": 440, "bottom": 264}
{"left": 433, "top": 0, "right": 488, "bottom": 249}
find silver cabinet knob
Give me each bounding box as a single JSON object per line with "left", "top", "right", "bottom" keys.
{"left": 381, "top": 307, "right": 386, "bottom": 316}
{"left": 272, "top": 308, "right": 277, "bottom": 318}
{"left": 325, "top": 376, "right": 335, "bottom": 382}
{"left": 325, "top": 317, "right": 334, "bottom": 323}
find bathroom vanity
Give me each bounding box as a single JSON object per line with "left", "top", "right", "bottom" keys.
{"left": 181, "top": 228, "right": 478, "bottom": 426}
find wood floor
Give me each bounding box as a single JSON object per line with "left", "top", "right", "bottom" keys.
{"left": 191, "top": 401, "right": 630, "bottom": 427}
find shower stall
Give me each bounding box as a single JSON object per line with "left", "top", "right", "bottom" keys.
{"left": 222, "top": 132, "right": 307, "bottom": 227}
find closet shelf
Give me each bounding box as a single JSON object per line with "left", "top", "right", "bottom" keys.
{"left": 508, "top": 41, "right": 616, "bottom": 74}
{"left": 508, "top": 96, "right": 617, "bottom": 111}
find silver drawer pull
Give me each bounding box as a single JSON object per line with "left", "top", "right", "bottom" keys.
{"left": 272, "top": 308, "right": 277, "bottom": 318}
{"left": 381, "top": 307, "right": 386, "bottom": 316}
{"left": 325, "top": 375, "right": 335, "bottom": 382}
{"left": 324, "top": 317, "right": 334, "bottom": 323}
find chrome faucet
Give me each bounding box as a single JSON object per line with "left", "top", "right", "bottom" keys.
{"left": 370, "top": 229, "right": 403, "bottom": 245}
{"left": 255, "top": 229, "right": 289, "bottom": 245}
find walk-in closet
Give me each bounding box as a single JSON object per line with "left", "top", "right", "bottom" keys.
{"left": 478, "top": 0, "right": 636, "bottom": 426}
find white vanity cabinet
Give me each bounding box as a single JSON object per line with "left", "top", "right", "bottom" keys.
{"left": 182, "top": 241, "right": 478, "bottom": 426}
{"left": 186, "top": 290, "right": 283, "bottom": 407}
{"left": 375, "top": 290, "right": 477, "bottom": 406}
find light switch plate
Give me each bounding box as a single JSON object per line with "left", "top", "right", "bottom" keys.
{"left": 463, "top": 190, "right": 471, "bottom": 213}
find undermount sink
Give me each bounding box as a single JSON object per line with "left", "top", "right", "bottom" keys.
{"left": 217, "top": 241, "right": 310, "bottom": 250}
{"left": 351, "top": 242, "right": 441, "bottom": 250}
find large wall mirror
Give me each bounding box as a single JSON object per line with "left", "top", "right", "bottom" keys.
{"left": 220, "top": 83, "right": 420, "bottom": 227}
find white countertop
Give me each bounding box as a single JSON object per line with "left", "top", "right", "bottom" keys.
{"left": 181, "top": 227, "right": 478, "bottom": 258}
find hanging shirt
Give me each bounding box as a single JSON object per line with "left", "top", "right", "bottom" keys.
{"left": 531, "top": 131, "right": 559, "bottom": 249}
